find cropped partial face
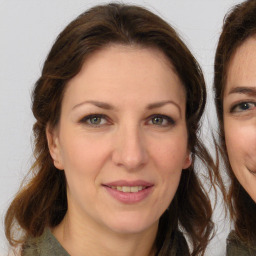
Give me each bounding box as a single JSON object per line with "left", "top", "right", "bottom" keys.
{"left": 47, "top": 45, "right": 191, "bottom": 235}
{"left": 223, "top": 36, "right": 256, "bottom": 202}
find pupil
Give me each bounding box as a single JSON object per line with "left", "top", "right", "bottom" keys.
{"left": 91, "top": 117, "right": 101, "bottom": 124}
{"left": 241, "top": 103, "right": 249, "bottom": 110}
{"left": 153, "top": 117, "right": 163, "bottom": 125}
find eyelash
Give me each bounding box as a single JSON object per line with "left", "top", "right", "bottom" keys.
{"left": 230, "top": 101, "right": 256, "bottom": 113}
{"left": 146, "top": 114, "right": 175, "bottom": 126}
{"left": 78, "top": 114, "right": 175, "bottom": 127}
{"left": 79, "top": 114, "right": 110, "bottom": 127}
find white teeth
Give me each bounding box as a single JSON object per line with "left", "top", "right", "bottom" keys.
{"left": 111, "top": 186, "right": 145, "bottom": 193}
{"left": 130, "top": 186, "right": 138, "bottom": 192}
{"left": 123, "top": 186, "right": 130, "bottom": 192}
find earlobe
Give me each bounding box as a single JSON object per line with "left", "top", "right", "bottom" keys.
{"left": 46, "top": 125, "right": 64, "bottom": 170}
{"left": 183, "top": 152, "right": 192, "bottom": 169}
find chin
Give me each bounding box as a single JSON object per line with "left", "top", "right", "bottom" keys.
{"left": 104, "top": 214, "right": 158, "bottom": 235}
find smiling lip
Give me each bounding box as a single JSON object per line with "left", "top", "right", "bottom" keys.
{"left": 248, "top": 168, "right": 256, "bottom": 175}
{"left": 103, "top": 180, "right": 154, "bottom": 204}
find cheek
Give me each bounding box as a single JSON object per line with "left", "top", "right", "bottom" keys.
{"left": 151, "top": 133, "right": 188, "bottom": 204}
{"left": 59, "top": 133, "right": 111, "bottom": 178}
{"left": 149, "top": 134, "right": 188, "bottom": 184}
{"left": 152, "top": 139, "right": 184, "bottom": 209}
{"left": 224, "top": 122, "right": 256, "bottom": 183}
{"left": 225, "top": 122, "right": 256, "bottom": 158}
{"left": 60, "top": 135, "right": 112, "bottom": 204}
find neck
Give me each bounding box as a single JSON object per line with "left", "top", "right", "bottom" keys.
{"left": 52, "top": 211, "right": 158, "bottom": 256}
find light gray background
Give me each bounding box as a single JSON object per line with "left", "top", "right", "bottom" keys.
{"left": 0, "top": 0, "right": 244, "bottom": 255}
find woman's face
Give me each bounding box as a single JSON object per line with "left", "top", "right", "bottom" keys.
{"left": 223, "top": 36, "right": 256, "bottom": 202}
{"left": 48, "top": 45, "right": 191, "bottom": 235}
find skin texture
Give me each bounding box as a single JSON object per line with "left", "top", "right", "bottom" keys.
{"left": 223, "top": 36, "right": 256, "bottom": 203}
{"left": 47, "top": 44, "right": 191, "bottom": 256}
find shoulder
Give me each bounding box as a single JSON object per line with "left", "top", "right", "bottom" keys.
{"left": 226, "top": 230, "right": 256, "bottom": 256}
{"left": 22, "top": 228, "right": 70, "bottom": 256}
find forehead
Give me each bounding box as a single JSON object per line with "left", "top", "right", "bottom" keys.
{"left": 62, "top": 44, "right": 186, "bottom": 106}
{"left": 82, "top": 44, "right": 179, "bottom": 80}
{"left": 225, "top": 36, "right": 256, "bottom": 94}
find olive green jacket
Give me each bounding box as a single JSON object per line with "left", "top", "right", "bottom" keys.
{"left": 226, "top": 231, "right": 256, "bottom": 256}
{"left": 22, "top": 229, "right": 70, "bottom": 256}
{"left": 22, "top": 228, "right": 189, "bottom": 256}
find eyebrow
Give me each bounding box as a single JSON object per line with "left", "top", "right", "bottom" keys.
{"left": 72, "top": 100, "right": 114, "bottom": 110}
{"left": 228, "top": 86, "right": 256, "bottom": 96}
{"left": 72, "top": 100, "right": 181, "bottom": 115}
{"left": 146, "top": 100, "right": 181, "bottom": 116}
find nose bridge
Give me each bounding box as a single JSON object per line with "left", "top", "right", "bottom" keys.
{"left": 112, "top": 122, "right": 148, "bottom": 169}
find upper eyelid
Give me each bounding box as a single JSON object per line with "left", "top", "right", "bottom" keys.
{"left": 79, "top": 114, "right": 108, "bottom": 123}
{"left": 152, "top": 114, "right": 171, "bottom": 118}
{"left": 228, "top": 96, "right": 256, "bottom": 103}
{"left": 146, "top": 114, "right": 175, "bottom": 124}
{"left": 230, "top": 101, "right": 256, "bottom": 112}
{"left": 78, "top": 113, "right": 175, "bottom": 124}
{"left": 230, "top": 100, "right": 253, "bottom": 108}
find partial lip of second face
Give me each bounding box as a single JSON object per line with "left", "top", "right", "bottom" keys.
{"left": 248, "top": 168, "right": 256, "bottom": 175}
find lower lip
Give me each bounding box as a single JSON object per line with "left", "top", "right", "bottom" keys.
{"left": 103, "top": 186, "right": 153, "bottom": 204}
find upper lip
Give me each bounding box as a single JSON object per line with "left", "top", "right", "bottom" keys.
{"left": 103, "top": 180, "right": 154, "bottom": 187}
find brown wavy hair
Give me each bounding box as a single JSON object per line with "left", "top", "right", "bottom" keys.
{"left": 214, "top": 0, "right": 256, "bottom": 246}
{"left": 5, "top": 3, "right": 217, "bottom": 255}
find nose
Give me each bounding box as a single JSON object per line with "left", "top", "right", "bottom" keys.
{"left": 112, "top": 125, "right": 148, "bottom": 170}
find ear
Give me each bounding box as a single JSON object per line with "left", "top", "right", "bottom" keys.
{"left": 46, "top": 124, "right": 64, "bottom": 170}
{"left": 182, "top": 151, "right": 192, "bottom": 170}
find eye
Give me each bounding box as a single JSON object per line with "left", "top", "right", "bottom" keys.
{"left": 79, "top": 114, "right": 108, "bottom": 126}
{"left": 231, "top": 102, "right": 256, "bottom": 113}
{"left": 147, "top": 114, "right": 175, "bottom": 126}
